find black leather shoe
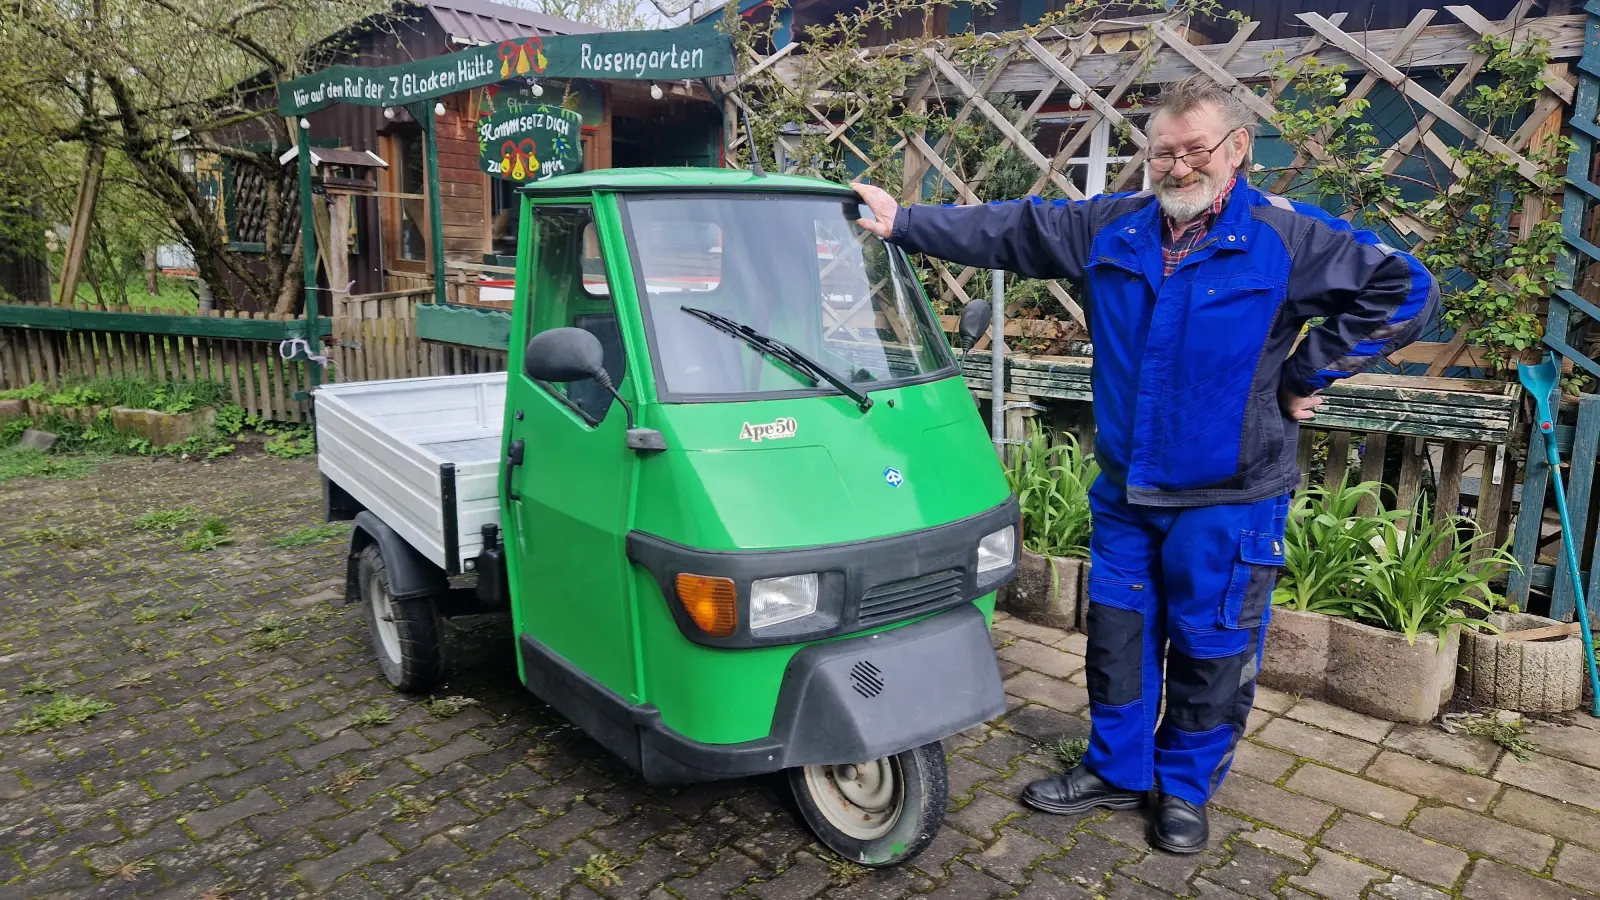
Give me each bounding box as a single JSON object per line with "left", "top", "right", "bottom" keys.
{"left": 1150, "top": 795, "right": 1209, "bottom": 854}
{"left": 1021, "top": 766, "right": 1145, "bottom": 815}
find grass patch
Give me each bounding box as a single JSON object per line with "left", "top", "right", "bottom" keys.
{"left": 92, "top": 857, "right": 152, "bottom": 882}
{"left": 131, "top": 606, "right": 160, "bottom": 624}
{"left": 1043, "top": 737, "right": 1089, "bottom": 769}
{"left": 174, "top": 603, "right": 204, "bottom": 621}
{"left": 421, "top": 696, "right": 479, "bottom": 718}
{"left": 180, "top": 518, "right": 232, "bottom": 552}
{"left": 114, "top": 672, "right": 153, "bottom": 689}
{"left": 16, "top": 694, "right": 115, "bottom": 733}
{"left": 573, "top": 853, "right": 623, "bottom": 888}
{"left": 264, "top": 430, "right": 315, "bottom": 459}
{"left": 1450, "top": 712, "right": 1539, "bottom": 762}
{"left": 822, "top": 853, "right": 870, "bottom": 879}
{"left": 0, "top": 446, "right": 100, "bottom": 483}
{"left": 327, "top": 763, "right": 377, "bottom": 794}
{"left": 247, "top": 614, "right": 298, "bottom": 651}
{"left": 21, "top": 676, "right": 53, "bottom": 696}
{"left": 134, "top": 508, "right": 195, "bottom": 532}
{"left": 270, "top": 524, "right": 348, "bottom": 548}
{"left": 20, "top": 525, "right": 93, "bottom": 549}
{"left": 350, "top": 702, "right": 397, "bottom": 728}
{"left": 391, "top": 793, "right": 435, "bottom": 821}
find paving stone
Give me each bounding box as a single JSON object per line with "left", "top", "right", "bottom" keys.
{"left": 1119, "top": 846, "right": 1221, "bottom": 894}
{"left": 146, "top": 755, "right": 237, "bottom": 796}
{"left": 748, "top": 851, "right": 835, "bottom": 900}
{"left": 1055, "top": 632, "right": 1089, "bottom": 655}
{"left": 1014, "top": 870, "right": 1099, "bottom": 899}
{"left": 1555, "top": 844, "right": 1600, "bottom": 893}
{"left": 1004, "top": 670, "right": 1091, "bottom": 714}
{"left": 1527, "top": 724, "right": 1600, "bottom": 772}
{"left": 363, "top": 832, "right": 471, "bottom": 895}
{"left": 1252, "top": 687, "right": 1298, "bottom": 714}
{"left": 291, "top": 831, "right": 400, "bottom": 891}
{"left": 1230, "top": 742, "right": 1296, "bottom": 783}
{"left": 1284, "top": 764, "right": 1418, "bottom": 822}
{"left": 1285, "top": 698, "right": 1396, "bottom": 743}
{"left": 1367, "top": 750, "right": 1499, "bottom": 812}
{"left": 1234, "top": 827, "right": 1311, "bottom": 864}
{"left": 182, "top": 787, "right": 281, "bottom": 839}
{"left": 971, "top": 826, "right": 1058, "bottom": 885}
{"left": 1494, "top": 751, "right": 1600, "bottom": 813}
{"left": 1004, "top": 703, "right": 1091, "bottom": 745}
{"left": 919, "top": 861, "right": 1015, "bottom": 900}
{"left": 1244, "top": 706, "right": 1275, "bottom": 737}
{"left": 1041, "top": 831, "right": 1140, "bottom": 891}
{"left": 1372, "top": 875, "right": 1454, "bottom": 900}
{"left": 1410, "top": 805, "right": 1556, "bottom": 872}
{"left": 999, "top": 639, "right": 1087, "bottom": 680}
{"left": 995, "top": 617, "right": 1073, "bottom": 647}
{"left": 289, "top": 729, "right": 373, "bottom": 769}
{"left": 1288, "top": 847, "right": 1387, "bottom": 899}
{"left": 1494, "top": 789, "right": 1600, "bottom": 849}
{"left": 1254, "top": 719, "right": 1380, "bottom": 772}
{"left": 1321, "top": 815, "right": 1469, "bottom": 888}
{"left": 1464, "top": 859, "right": 1596, "bottom": 900}
{"left": 1212, "top": 774, "right": 1337, "bottom": 838}
{"left": 1384, "top": 724, "right": 1503, "bottom": 776}
{"left": 1203, "top": 843, "right": 1306, "bottom": 899}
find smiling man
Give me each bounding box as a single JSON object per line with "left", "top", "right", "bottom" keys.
{"left": 853, "top": 74, "right": 1439, "bottom": 853}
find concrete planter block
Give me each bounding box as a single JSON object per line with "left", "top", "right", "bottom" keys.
{"left": 26, "top": 401, "right": 105, "bottom": 427}
{"left": 998, "top": 548, "right": 1085, "bottom": 631}
{"left": 1261, "top": 606, "right": 1333, "bottom": 696}
{"left": 0, "top": 398, "right": 25, "bottom": 421}
{"left": 1326, "top": 617, "right": 1460, "bottom": 725}
{"left": 108, "top": 406, "right": 216, "bottom": 447}
{"left": 1457, "top": 613, "right": 1585, "bottom": 713}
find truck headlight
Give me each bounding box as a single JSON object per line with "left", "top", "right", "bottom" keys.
{"left": 750, "top": 573, "right": 818, "bottom": 629}
{"left": 977, "top": 526, "right": 1015, "bottom": 573}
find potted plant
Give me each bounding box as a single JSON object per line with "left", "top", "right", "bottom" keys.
{"left": 1264, "top": 478, "right": 1516, "bottom": 724}
{"left": 1264, "top": 478, "right": 1402, "bottom": 695}
{"left": 998, "top": 421, "right": 1097, "bottom": 630}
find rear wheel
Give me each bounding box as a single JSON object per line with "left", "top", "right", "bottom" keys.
{"left": 787, "top": 741, "right": 948, "bottom": 867}
{"left": 357, "top": 544, "right": 445, "bottom": 693}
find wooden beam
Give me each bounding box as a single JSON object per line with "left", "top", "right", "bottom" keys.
{"left": 1446, "top": 5, "right": 1575, "bottom": 104}
{"left": 57, "top": 144, "right": 105, "bottom": 307}
{"left": 1020, "top": 36, "right": 1146, "bottom": 149}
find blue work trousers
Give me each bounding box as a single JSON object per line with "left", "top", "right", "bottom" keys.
{"left": 1080, "top": 475, "right": 1289, "bottom": 806}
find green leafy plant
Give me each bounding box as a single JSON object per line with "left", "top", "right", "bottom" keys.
{"left": 1448, "top": 711, "right": 1539, "bottom": 762}
{"left": 134, "top": 508, "right": 195, "bottom": 532}
{"left": 326, "top": 763, "right": 377, "bottom": 794}
{"left": 0, "top": 446, "right": 99, "bottom": 482}
{"left": 264, "top": 428, "right": 315, "bottom": 459}
{"left": 180, "top": 518, "right": 232, "bottom": 552}
{"left": 213, "top": 403, "right": 246, "bottom": 436}
{"left": 1345, "top": 497, "right": 1518, "bottom": 644}
{"left": 1273, "top": 477, "right": 1406, "bottom": 614}
{"left": 1043, "top": 737, "right": 1088, "bottom": 769}
{"left": 421, "top": 695, "right": 479, "bottom": 717}
{"left": 16, "top": 694, "right": 115, "bottom": 732}
{"left": 573, "top": 853, "right": 623, "bottom": 888}
{"left": 1004, "top": 421, "right": 1098, "bottom": 559}
{"left": 247, "top": 614, "right": 299, "bottom": 651}
{"left": 350, "top": 702, "right": 397, "bottom": 728}
{"left": 131, "top": 606, "right": 160, "bottom": 624}
{"left": 21, "top": 676, "right": 53, "bottom": 696}
{"left": 391, "top": 793, "right": 434, "bottom": 820}
{"left": 174, "top": 603, "right": 204, "bottom": 621}
{"left": 270, "top": 524, "right": 348, "bottom": 548}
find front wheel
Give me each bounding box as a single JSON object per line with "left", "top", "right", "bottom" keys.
{"left": 787, "top": 741, "right": 948, "bottom": 867}
{"left": 357, "top": 544, "right": 445, "bottom": 693}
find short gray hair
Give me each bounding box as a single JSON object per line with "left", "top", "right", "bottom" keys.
{"left": 1150, "top": 74, "right": 1257, "bottom": 171}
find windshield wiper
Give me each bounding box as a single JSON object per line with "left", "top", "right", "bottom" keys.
{"left": 680, "top": 306, "right": 873, "bottom": 412}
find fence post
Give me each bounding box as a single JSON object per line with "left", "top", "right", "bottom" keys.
{"left": 991, "top": 269, "right": 1005, "bottom": 458}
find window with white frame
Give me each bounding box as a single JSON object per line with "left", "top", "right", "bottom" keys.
{"left": 1038, "top": 114, "right": 1149, "bottom": 198}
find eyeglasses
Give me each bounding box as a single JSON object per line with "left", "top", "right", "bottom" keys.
{"left": 1147, "top": 130, "right": 1241, "bottom": 174}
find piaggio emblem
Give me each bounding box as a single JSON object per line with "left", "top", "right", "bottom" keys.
{"left": 883, "top": 467, "right": 904, "bottom": 487}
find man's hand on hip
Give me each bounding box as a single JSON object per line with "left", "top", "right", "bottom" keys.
{"left": 852, "top": 182, "right": 898, "bottom": 238}
{"left": 1279, "top": 383, "right": 1323, "bottom": 421}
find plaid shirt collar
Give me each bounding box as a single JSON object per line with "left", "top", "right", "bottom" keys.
{"left": 1161, "top": 174, "right": 1237, "bottom": 277}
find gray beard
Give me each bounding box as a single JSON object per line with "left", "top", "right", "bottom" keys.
{"left": 1154, "top": 173, "right": 1222, "bottom": 224}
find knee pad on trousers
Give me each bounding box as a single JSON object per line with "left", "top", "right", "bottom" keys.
{"left": 1086, "top": 602, "right": 1144, "bottom": 707}
{"left": 1163, "top": 632, "right": 1259, "bottom": 734}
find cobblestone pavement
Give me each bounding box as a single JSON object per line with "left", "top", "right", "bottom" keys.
{"left": 4, "top": 456, "right": 1600, "bottom": 899}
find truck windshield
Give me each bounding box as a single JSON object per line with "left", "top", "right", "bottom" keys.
{"left": 621, "top": 194, "right": 957, "bottom": 401}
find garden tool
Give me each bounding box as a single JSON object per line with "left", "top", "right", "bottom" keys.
{"left": 1519, "top": 352, "right": 1600, "bottom": 717}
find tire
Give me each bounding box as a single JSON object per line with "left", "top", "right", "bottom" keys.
{"left": 357, "top": 544, "right": 445, "bottom": 693}
{"left": 787, "top": 741, "right": 948, "bottom": 867}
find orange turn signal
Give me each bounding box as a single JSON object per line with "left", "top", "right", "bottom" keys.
{"left": 675, "top": 574, "right": 738, "bottom": 637}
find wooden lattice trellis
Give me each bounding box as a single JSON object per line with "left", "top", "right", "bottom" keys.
{"left": 719, "top": 5, "right": 1587, "bottom": 364}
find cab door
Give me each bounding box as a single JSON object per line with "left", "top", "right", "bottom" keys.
{"left": 502, "top": 200, "right": 638, "bottom": 701}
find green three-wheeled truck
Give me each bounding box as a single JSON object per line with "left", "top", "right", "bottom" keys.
{"left": 313, "top": 167, "right": 1020, "bottom": 865}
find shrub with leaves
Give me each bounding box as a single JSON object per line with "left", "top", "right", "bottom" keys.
{"left": 1004, "top": 421, "right": 1098, "bottom": 558}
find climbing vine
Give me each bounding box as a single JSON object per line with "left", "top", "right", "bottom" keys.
{"left": 1266, "top": 35, "right": 1572, "bottom": 378}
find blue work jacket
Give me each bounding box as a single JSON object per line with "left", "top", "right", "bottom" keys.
{"left": 889, "top": 177, "right": 1440, "bottom": 507}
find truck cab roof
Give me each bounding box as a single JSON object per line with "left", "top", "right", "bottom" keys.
{"left": 516, "top": 166, "right": 859, "bottom": 197}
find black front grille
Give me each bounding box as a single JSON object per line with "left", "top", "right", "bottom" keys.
{"left": 850, "top": 660, "right": 885, "bottom": 698}
{"left": 858, "top": 570, "right": 963, "bottom": 625}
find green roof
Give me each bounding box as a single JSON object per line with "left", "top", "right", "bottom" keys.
{"left": 517, "top": 166, "right": 858, "bottom": 196}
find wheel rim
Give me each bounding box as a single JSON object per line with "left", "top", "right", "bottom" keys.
{"left": 366, "top": 570, "right": 402, "bottom": 663}
{"left": 801, "top": 757, "right": 904, "bottom": 840}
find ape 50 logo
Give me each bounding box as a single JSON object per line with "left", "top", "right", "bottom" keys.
{"left": 497, "top": 37, "right": 548, "bottom": 78}
{"left": 739, "top": 418, "right": 798, "bottom": 443}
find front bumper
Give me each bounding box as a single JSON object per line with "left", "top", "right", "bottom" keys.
{"left": 626, "top": 495, "right": 1021, "bottom": 649}
{"left": 519, "top": 602, "right": 1006, "bottom": 785}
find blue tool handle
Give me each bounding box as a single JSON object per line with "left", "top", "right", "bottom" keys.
{"left": 1543, "top": 435, "right": 1600, "bottom": 717}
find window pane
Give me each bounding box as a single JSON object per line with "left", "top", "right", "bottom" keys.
{"left": 527, "top": 207, "right": 625, "bottom": 424}
{"left": 398, "top": 132, "right": 427, "bottom": 262}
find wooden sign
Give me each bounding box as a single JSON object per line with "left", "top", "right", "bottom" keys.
{"left": 477, "top": 105, "right": 584, "bottom": 182}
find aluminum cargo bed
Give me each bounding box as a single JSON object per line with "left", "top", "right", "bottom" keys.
{"left": 313, "top": 372, "right": 506, "bottom": 574}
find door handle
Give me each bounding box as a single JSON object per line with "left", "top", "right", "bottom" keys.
{"left": 504, "top": 438, "right": 525, "bottom": 502}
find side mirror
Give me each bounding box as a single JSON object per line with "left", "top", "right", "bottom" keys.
{"left": 958, "top": 298, "right": 993, "bottom": 352}
{"left": 524, "top": 327, "right": 607, "bottom": 385}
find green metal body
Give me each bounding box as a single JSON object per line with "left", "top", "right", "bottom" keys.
{"left": 497, "top": 168, "right": 1012, "bottom": 748}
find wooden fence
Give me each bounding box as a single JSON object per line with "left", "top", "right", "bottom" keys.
{"left": 0, "top": 303, "right": 326, "bottom": 423}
